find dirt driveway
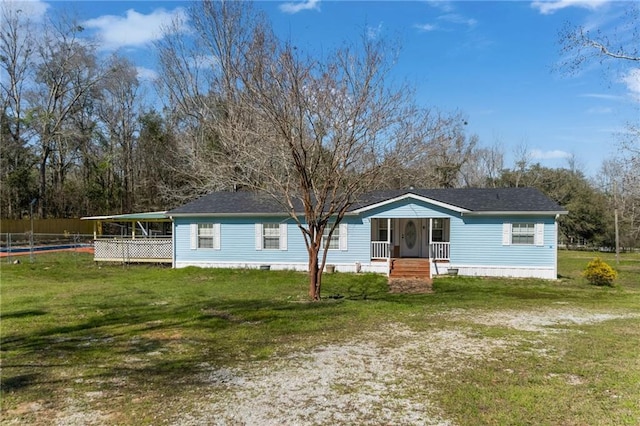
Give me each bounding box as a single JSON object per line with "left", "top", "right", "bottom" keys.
{"left": 38, "top": 307, "right": 637, "bottom": 426}
{"left": 179, "top": 307, "right": 635, "bottom": 426}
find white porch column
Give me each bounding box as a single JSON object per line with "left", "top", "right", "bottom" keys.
{"left": 428, "top": 218, "right": 433, "bottom": 258}
{"left": 387, "top": 217, "right": 392, "bottom": 276}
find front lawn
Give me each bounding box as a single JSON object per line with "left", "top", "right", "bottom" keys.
{"left": 1, "top": 250, "right": 639, "bottom": 424}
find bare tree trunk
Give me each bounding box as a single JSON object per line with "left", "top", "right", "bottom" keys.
{"left": 308, "top": 247, "right": 321, "bottom": 301}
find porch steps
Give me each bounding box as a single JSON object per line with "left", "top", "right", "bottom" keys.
{"left": 389, "top": 258, "right": 431, "bottom": 279}
{"left": 388, "top": 258, "right": 432, "bottom": 293}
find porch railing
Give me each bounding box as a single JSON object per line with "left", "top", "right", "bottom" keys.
{"left": 371, "top": 241, "right": 390, "bottom": 259}
{"left": 431, "top": 242, "right": 450, "bottom": 261}
{"left": 94, "top": 238, "right": 172, "bottom": 263}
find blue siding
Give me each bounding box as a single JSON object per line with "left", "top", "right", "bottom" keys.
{"left": 451, "top": 215, "right": 557, "bottom": 267}
{"left": 174, "top": 196, "right": 558, "bottom": 271}
{"left": 174, "top": 216, "right": 370, "bottom": 265}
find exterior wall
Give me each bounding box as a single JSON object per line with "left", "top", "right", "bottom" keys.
{"left": 449, "top": 215, "right": 558, "bottom": 279}
{"left": 173, "top": 215, "right": 372, "bottom": 272}
{"left": 172, "top": 198, "right": 560, "bottom": 280}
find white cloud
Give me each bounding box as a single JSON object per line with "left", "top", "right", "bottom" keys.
{"left": 425, "top": 0, "right": 454, "bottom": 13}
{"left": 415, "top": 6, "right": 477, "bottom": 34}
{"left": 438, "top": 13, "right": 477, "bottom": 28}
{"left": 531, "top": 149, "right": 572, "bottom": 160}
{"left": 586, "top": 106, "right": 613, "bottom": 114}
{"left": 414, "top": 23, "right": 438, "bottom": 32}
{"left": 83, "top": 8, "right": 187, "bottom": 51}
{"left": 621, "top": 68, "right": 640, "bottom": 101}
{"left": 136, "top": 66, "right": 158, "bottom": 82}
{"left": 0, "top": 0, "right": 49, "bottom": 21}
{"left": 579, "top": 93, "right": 624, "bottom": 100}
{"left": 279, "top": 0, "right": 320, "bottom": 14}
{"left": 366, "top": 23, "right": 384, "bottom": 40}
{"left": 531, "top": 0, "right": 610, "bottom": 15}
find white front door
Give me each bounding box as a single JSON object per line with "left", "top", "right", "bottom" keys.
{"left": 400, "top": 219, "right": 421, "bottom": 257}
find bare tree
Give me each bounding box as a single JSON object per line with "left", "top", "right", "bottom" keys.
{"left": 512, "top": 141, "right": 533, "bottom": 188}
{"left": 558, "top": 4, "right": 639, "bottom": 74}
{"left": 559, "top": 4, "right": 639, "bottom": 247}
{"left": 460, "top": 142, "right": 505, "bottom": 188}
{"left": 97, "top": 56, "right": 141, "bottom": 212}
{"left": 27, "top": 17, "right": 110, "bottom": 217}
{"left": 385, "top": 109, "right": 478, "bottom": 189}
{"left": 0, "top": 2, "right": 37, "bottom": 217}
{"left": 157, "top": 0, "right": 417, "bottom": 300}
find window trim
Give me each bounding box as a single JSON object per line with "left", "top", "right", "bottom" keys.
{"left": 255, "top": 223, "right": 288, "bottom": 251}
{"left": 190, "top": 223, "right": 220, "bottom": 250}
{"left": 262, "top": 223, "right": 281, "bottom": 250}
{"left": 511, "top": 223, "right": 535, "bottom": 245}
{"left": 322, "top": 225, "right": 340, "bottom": 250}
{"left": 503, "top": 222, "right": 544, "bottom": 246}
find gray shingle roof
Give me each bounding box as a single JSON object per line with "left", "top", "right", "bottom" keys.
{"left": 167, "top": 187, "right": 566, "bottom": 216}
{"left": 352, "top": 187, "right": 566, "bottom": 213}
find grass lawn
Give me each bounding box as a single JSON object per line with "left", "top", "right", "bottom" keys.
{"left": 1, "top": 250, "right": 639, "bottom": 425}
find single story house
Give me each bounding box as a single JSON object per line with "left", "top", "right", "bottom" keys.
{"left": 167, "top": 187, "right": 567, "bottom": 280}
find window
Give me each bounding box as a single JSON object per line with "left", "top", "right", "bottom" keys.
{"left": 322, "top": 226, "right": 340, "bottom": 250}
{"left": 432, "top": 218, "right": 444, "bottom": 242}
{"left": 255, "top": 223, "right": 287, "bottom": 251}
{"left": 377, "top": 220, "right": 392, "bottom": 242}
{"left": 190, "top": 223, "right": 220, "bottom": 250}
{"left": 511, "top": 223, "right": 535, "bottom": 245}
{"left": 263, "top": 223, "right": 280, "bottom": 250}
{"left": 198, "top": 223, "right": 214, "bottom": 248}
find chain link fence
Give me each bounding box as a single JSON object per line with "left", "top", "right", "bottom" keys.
{"left": 1, "top": 233, "right": 94, "bottom": 262}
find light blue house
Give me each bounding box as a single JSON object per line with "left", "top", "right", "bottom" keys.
{"left": 167, "top": 188, "right": 567, "bottom": 280}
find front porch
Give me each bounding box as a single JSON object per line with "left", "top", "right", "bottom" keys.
{"left": 82, "top": 211, "right": 173, "bottom": 264}
{"left": 370, "top": 217, "right": 451, "bottom": 278}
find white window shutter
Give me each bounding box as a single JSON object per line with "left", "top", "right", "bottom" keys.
{"left": 279, "top": 223, "right": 288, "bottom": 251}
{"left": 255, "top": 223, "right": 263, "bottom": 250}
{"left": 213, "top": 223, "right": 221, "bottom": 250}
{"left": 502, "top": 223, "right": 511, "bottom": 246}
{"left": 339, "top": 223, "right": 348, "bottom": 251}
{"left": 535, "top": 223, "right": 544, "bottom": 246}
{"left": 190, "top": 223, "right": 197, "bottom": 250}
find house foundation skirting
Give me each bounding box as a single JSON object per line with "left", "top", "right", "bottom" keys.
{"left": 448, "top": 264, "right": 557, "bottom": 280}
{"left": 174, "top": 261, "right": 388, "bottom": 274}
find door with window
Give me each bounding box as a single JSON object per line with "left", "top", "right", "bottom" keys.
{"left": 400, "top": 218, "right": 421, "bottom": 257}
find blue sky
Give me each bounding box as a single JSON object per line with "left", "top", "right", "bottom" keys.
{"left": 10, "top": 0, "right": 640, "bottom": 175}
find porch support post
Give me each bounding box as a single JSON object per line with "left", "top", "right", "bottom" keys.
{"left": 428, "top": 218, "right": 433, "bottom": 258}
{"left": 428, "top": 218, "right": 433, "bottom": 279}
{"left": 387, "top": 217, "right": 391, "bottom": 277}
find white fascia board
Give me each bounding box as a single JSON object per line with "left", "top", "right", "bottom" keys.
{"left": 169, "top": 212, "right": 289, "bottom": 218}
{"left": 81, "top": 215, "right": 117, "bottom": 220}
{"left": 462, "top": 210, "right": 568, "bottom": 216}
{"left": 351, "top": 193, "right": 470, "bottom": 215}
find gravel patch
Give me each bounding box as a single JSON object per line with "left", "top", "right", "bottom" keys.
{"left": 49, "top": 307, "right": 637, "bottom": 426}
{"left": 179, "top": 324, "right": 512, "bottom": 426}
{"left": 441, "top": 307, "right": 640, "bottom": 333}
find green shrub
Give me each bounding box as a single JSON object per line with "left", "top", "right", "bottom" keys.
{"left": 583, "top": 257, "right": 617, "bottom": 286}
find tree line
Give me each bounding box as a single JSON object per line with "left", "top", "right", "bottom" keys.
{"left": 1, "top": 1, "right": 638, "bottom": 254}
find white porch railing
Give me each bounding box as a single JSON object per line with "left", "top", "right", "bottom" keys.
{"left": 371, "top": 241, "right": 390, "bottom": 259}
{"left": 94, "top": 238, "right": 172, "bottom": 263}
{"left": 431, "top": 242, "right": 450, "bottom": 261}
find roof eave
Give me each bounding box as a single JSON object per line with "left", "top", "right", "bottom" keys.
{"left": 462, "top": 210, "right": 569, "bottom": 216}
